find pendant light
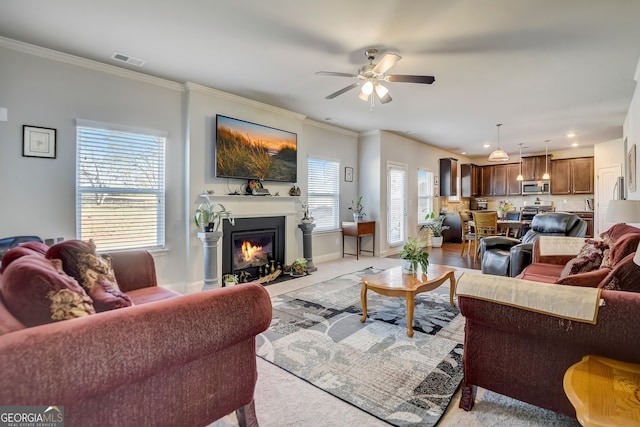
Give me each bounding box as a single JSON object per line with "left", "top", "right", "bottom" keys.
{"left": 517, "top": 143, "right": 524, "bottom": 181}
{"left": 542, "top": 140, "right": 550, "bottom": 180}
{"left": 488, "top": 123, "right": 510, "bottom": 161}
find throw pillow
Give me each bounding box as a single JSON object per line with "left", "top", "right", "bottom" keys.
{"left": 45, "top": 240, "right": 133, "bottom": 312}
{"left": 599, "top": 232, "right": 640, "bottom": 269}
{"left": 0, "top": 241, "right": 49, "bottom": 273}
{"left": 1, "top": 255, "right": 95, "bottom": 327}
{"left": 555, "top": 268, "right": 611, "bottom": 288}
{"left": 600, "top": 253, "right": 640, "bottom": 293}
{"left": 600, "top": 223, "right": 640, "bottom": 244}
{"left": 559, "top": 239, "right": 608, "bottom": 278}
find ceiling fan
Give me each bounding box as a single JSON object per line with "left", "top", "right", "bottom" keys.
{"left": 316, "top": 48, "right": 435, "bottom": 105}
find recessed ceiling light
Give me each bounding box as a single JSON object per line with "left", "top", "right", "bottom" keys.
{"left": 461, "top": 151, "right": 467, "bottom": 155}
{"left": 572, "top": 142, "right": 579, "bottom": 147}
{"left": 483, "top": 144, "right": 491, "bottom": 148}
{"left": 566, "top": 132, "right": 576, "bottom": 138}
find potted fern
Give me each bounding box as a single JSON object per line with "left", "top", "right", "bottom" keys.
{"left": 400, "top": 237, "right": 429, "bottom": 274}
{"left": 420, "top": 213, "right": 450, "bottom": 247}
{"left": 194, "top": 197, "right": 235, "bottom": 232}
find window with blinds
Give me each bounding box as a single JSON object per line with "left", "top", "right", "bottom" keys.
{"left": 417, "top": 168, "right": 434, "bottom": 224}
{"left": 387, "top": 163, "right": 407, "bottom": 246}
{"left": 76, "top": 120, "right": 166, "bottom": 252}
{"left": 307, "top": 157, "right": 340, "bottom": 232}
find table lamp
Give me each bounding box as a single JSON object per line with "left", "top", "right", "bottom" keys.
{"left": 605, "top": 199, "right": 640, "bottom": 223}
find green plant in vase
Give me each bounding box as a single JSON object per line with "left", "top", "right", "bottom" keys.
{"left": 194, "top": 194, "right": 235, "bottom": 232}
{"left": 400, "top": 237, "right": 429, "bottom": 273}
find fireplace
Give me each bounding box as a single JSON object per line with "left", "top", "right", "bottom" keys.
{"left": 222, "top": 216, "right": 285, "bottom": 280}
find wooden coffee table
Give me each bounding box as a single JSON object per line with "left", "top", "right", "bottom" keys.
{"left": 360, "top": 265, "right": 456, "bottom": 337}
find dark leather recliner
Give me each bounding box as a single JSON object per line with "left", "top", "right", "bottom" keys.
{"left": 0, "top": 236, "right": 43, "bottom": 261}
{"left": 481, "top": 212, "right": 587, "bottom": 277}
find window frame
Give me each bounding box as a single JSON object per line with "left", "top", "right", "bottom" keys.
{"left": 307, "top": 156, "right": 340, "bottom": 232}
{"left": 75, "top": 119, "right": 167, "bottom": 252}
{"left": 417, "top": 168, "right": 435, "bottom": 225}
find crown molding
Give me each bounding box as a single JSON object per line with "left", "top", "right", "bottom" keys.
{"left": 303, "top": 118, "right": 357, "bottom": 136}
{"left": 184, "top": 82, "right": 306, "bottom": 120}
{"left": 0, "top": 36, "right": 183, "bottom": 91}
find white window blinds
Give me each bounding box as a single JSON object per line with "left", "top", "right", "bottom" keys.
{"left": 307, "top": 157, "right": 340, "bottom": 232}
{"left": 387, "top": 163, "right": 407, "bottom": 246}
{"left": 76, "top": 121, "right": 166, "bottom": 252}
{"left": 417, "top": 168, "right": 434, "bottom": 224}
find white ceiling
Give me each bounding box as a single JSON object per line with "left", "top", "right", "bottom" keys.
{"left": 2, "top": 0, "right": 640, "bottom": 158}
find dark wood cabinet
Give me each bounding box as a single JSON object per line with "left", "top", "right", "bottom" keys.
{"left": 569, "top": 211, "right": 594, "bottom": 238}
{"left": 572, "top": 157, "right": 594, "bottom": 194}
{"left": 550, "top": 159, "right": 572, "bottom": 195}
{"left": 461, "top": 163, "right": 481, "bottom": 197}
{"left": 439, "top": 158, "right": 458, "bottom": 197}
{"left": 522, "top": 155, "right": 550, "bottom": 181}
{"left": 506, "top": 163, "right": 522, "bottom": 196}
{"left": 478, "top": 164, "right": 511, "bottom": 196}
{"left": 550, "top": 157, "right": 594, "bottom": 195}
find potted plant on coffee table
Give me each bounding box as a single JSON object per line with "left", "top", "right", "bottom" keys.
{"left": 420, "top": 212, "right": 450, "bottom": 248}
{"left": 400, "top": 237, "right": 429, "bottom": 274}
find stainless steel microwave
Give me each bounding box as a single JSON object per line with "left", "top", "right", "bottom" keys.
{"left": 522, "top": 180, "right": 550, "bottom": 195}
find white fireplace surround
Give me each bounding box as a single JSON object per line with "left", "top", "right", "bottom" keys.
{"left": 208, "top": 195, "right": 302, "bottom": 280}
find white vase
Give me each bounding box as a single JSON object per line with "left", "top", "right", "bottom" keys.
{"left": 353, "top": 213, "right": 365, "bottom": 222}
{"left": 402, "top": 259, "right": 416, "bottom": 274}
{"left": 431, "top": 236, "right": 444, "bottom": 247}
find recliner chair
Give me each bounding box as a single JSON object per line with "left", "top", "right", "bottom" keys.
{"left": 481, "top": 212, "right": 587, "bottom": 277}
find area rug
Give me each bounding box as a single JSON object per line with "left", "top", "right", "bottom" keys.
{"left": 256, "top": 267, "right": 464, "bottom": 427}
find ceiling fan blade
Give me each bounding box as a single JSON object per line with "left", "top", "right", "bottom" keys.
{"left": 315, "top": 71, "right": 358, "bottom": 78}
{"left": 373, "top": 53, "right": 401, "bottom": 74}
{"left": 325, "top": 82, "right": 360, "bottom": 99}
{"left": 385, "top": 75, "right": 435, "bottom": 84}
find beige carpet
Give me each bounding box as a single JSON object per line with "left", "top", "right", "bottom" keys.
{"left": 210, "top": 257, "right": 579, "bottom": 427}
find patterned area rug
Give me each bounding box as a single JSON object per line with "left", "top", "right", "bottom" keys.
{"left": 256, "top": 267, "right": 464, "bottom": 427}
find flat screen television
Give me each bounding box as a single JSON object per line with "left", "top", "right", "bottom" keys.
{"left": 215, "top": 115, "right": 297, "bottom": 182}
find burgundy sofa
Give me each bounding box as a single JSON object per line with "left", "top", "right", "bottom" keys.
{"left": 0, "top": 246, "right": 272, "bottom": 427}
{"left": 457, "top": 223, "right": 640, "bottom": 416}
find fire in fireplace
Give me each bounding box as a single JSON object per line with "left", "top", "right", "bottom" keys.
{"left": 222, "top": 216, "right": 285, "bottom": 280}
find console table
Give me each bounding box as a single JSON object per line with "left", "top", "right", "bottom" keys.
{"left": 342, "top": 221, "right": 375, "bottom": 260}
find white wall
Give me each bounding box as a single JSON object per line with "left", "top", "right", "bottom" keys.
{"left": 361, "top": 130, "right": 471, "bottom": 256}
{"left": 0, "top": 42, "right": 187, "bottom": 288}
{"left": 0, "top": 40, "right": 360, "bottom": 292}
{"left": 623, "top": 57, "right": 640, "bottom": 201}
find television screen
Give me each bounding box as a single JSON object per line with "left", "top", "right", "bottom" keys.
{"left": 215, "top": 115, "right": 297, "bottom": 182}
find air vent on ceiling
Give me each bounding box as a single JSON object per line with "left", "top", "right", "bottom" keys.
{"left": 111, "top": 52, "right": 146, "bottom": 67}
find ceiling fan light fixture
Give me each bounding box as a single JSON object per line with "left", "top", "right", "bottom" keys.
{"left": 361, "top": 80, "right": 374, "bottom": 95}
{"left": 374, "top": 83, "right": 388, "bottom": 98}
{"left": 488, "top": 123, "right": 510, "bottom": 162}
{"left": 358, "top": 91, "right": 369, "bottom": 102}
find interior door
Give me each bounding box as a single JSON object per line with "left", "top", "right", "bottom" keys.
{"left": 597, "top": 164, "right": 622, "bottom": 235}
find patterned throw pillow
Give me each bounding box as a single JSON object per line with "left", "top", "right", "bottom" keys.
{"left": 1, "top": 255, "right": 95, "bottom": 327}
{"left": 559, "top": 239, "right": 608, "bottom": 278}
{"left": 45, "top": 240, "right": 133, "bottom": 312}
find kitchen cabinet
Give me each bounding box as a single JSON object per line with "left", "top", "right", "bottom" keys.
{"left": 550, "top": 157, "right": 594, "bottom": 195}
{"left": 568, "top": 211, "right": 594, "bottom": 238}
{"left": 479, "top": 164, "right": 508, "bottom": 196}
{"left": 439, "top": 158, "right": 458, "bottom": 197}
{"left": 461, "top": 163, "right": 481, "bottom": 197}
{"left": 521, "top": 155, "right": 551, "bottom": 181}
{"left": 506, "top": 163, "right": 522, "bottom": 196}
{"left": 571, "top": 157, "right": 594, "bottom": 194}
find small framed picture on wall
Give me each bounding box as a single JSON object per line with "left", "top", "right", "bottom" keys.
{"left": 345, "top": 166, "right": 353, "bottom": 182}
{"left": 23, "top": 125, "right": 56, "bottom": 159}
